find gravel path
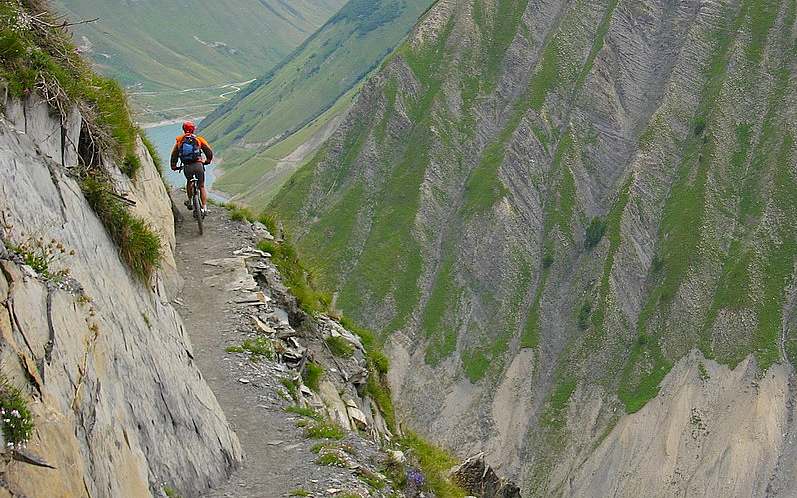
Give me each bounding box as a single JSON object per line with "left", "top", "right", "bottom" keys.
{"left": 173, "top": 204, "right": 324, "bottom": 498}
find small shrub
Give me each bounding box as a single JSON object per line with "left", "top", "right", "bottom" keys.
{"left": 257, "top": 212, "right": 278, "bottom": 235}
{"left": 0, "top": 375, "right": 34, "bottom": 447}
{"left": 225, "top": 203, "right": 255, "bottom": 222}
{"left": 289, "top": 489, "right": 311, "bottom": 497}
{"left": 317, "top": 452, "right": 346, "bottom": 467}
{"left": 694, "top": 116, "right": 706, "bottom": 136}
{"left": 585, "top": 217, "right": 607, "bottom": 249}
{"left": 304, "top": 421, "right": 345, "bottom": 440}
{"left": 303, "top": 362, "right": 324, "bottom": 391}
{"left": 285, "top": 405, "right": 322, "bottom": 420}
{"left": 326, "top": 335, "right": 355, "bottom": 357}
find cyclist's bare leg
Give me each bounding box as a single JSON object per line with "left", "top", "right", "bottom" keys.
{"left": 186, "top": 181, "right": 194, "bottom": 199}
{"left": 200, "top": 186, "right": 208, "bottom": 209}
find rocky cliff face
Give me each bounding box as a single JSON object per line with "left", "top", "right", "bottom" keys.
{"left": 271, "top": 0, "right": 797, "bottom": 495}
{"left": 0, "top": 92, "right": 242, "bottom": 497}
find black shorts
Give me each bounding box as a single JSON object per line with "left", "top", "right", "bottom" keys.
{"left": 182, "top": 162, "right": 205, "bottom": 187}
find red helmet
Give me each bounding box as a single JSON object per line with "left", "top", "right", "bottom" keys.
{"left": 182, "top": 120, "right": 196, "bottom": 134}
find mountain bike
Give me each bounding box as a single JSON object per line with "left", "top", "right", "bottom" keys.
{"left": 179, "top": 168, "right": 204, "bottom": 235}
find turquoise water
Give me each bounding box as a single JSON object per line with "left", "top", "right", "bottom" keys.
{"left": 143, "top": 122, "right": 220, "bottom": 191}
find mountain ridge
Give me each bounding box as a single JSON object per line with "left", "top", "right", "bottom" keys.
{"left": 200, "top": 0, "right": 437, "bottom": 207}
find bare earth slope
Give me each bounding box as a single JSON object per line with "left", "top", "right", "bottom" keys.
{"left": 270, "top": 0, "right": 797, "bottom": 495}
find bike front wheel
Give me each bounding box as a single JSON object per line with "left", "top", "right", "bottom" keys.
{"left": 193, "top": 192, "right": 203, "bottom": 235}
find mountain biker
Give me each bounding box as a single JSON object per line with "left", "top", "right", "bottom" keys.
{"left": 170, "top": 120, "right": 213, "bottom": 215}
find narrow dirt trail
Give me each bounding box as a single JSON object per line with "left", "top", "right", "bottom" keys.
{"left": 172, "top": 203, "right": 320, "bottom": 497}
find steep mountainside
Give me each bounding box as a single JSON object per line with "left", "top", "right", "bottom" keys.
{"left": 0, "top": 3, "right": 240, "bottom": 494}
{"left": 200, "top": 0, "right": 435, "bottom": 205}
{"left": 53, "top": 0, "right": 345, "bottom": 121}
{"left": 271, "top": 0, "right": 797, "bottom": 495}
{"left": 0, "top": 92, "right": 242, "bottom": 497}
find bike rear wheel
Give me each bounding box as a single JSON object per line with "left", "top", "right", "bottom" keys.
{"left": 193, "top": 190, "right": 203, "bottom": 235}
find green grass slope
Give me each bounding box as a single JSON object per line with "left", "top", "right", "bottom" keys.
{"left": 269, "top": 0, "right": 797, "bottom": 492}
{"left": 53, "top": 0, "right": 345, "bottom": 122}
{"left": 213, "top": 85, "right": 358, "bottom": 208}
{"left": 200, "top": 0, "right": 436, "bottom": 201}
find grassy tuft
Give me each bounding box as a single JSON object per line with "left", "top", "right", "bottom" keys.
{"left": 0, "top": 2, "right": 144, "bottom": 177}
{"left": 399, "top": 432, "right": 467, "bottom": 498}
{"left": 279, "top": 377, "right": 300, "bottom": 401}
{"left": 257, "top": 212, "right": 278, "bottom": 234}
{"left": 325, "top": 335, "right": 355, "bottom": 357}
{"left": 358, "top": 467, "right": 386, "bottom": 489}
{"left": 302, "top": 361, "right": 324, "bottom": 392}
{"left": 304, "top": 420, "right": 345, "bottom": 440}
{"left": 225, "top": 336, "right": 274, "bottom": 361}
{"left": 225, "top": 203, "right": 256, "bottom": 222}
{"left": 285, "top": 405, "right": 323, "bottom": 420}
{"left": 257, "top": 239, "right": 331, "bottom": 314}
{"left": 80, "top": 176, "right": 161, "bottom": 281}
{"left": 141, "top": 135, "right": 163, "bottom": 177}
{"left": 316, "top": 452, "right": 346, "bottom": 467}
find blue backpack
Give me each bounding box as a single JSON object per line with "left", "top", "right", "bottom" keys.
{"left": 179, "top": 134, "right": 202, "bottom": 163}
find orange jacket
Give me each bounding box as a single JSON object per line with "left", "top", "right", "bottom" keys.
{"left": 170, "top": 134, "right": 213, "bottom": 168}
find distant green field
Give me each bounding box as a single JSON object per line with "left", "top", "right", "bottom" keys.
{"left": 203, "top": 0, "right": 435, "bottom": 150}
{"left": 213, "top": 87, "right": 358, "bottom": 209}
{"left": 54, "top": 0, "right": 346, "bottom": 122}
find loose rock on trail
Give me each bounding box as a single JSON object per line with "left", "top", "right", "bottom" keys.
{"left": 172, "top": 197, "right": 401, "bottom": 497}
